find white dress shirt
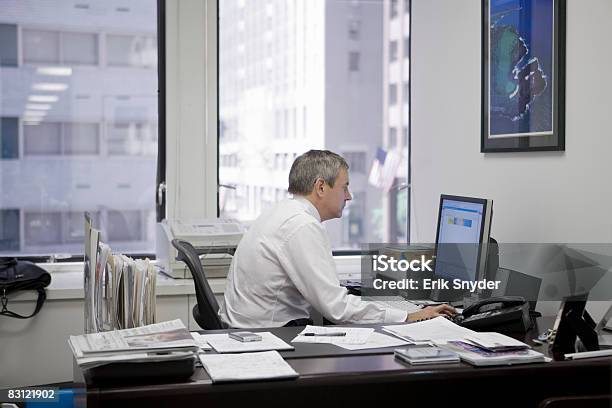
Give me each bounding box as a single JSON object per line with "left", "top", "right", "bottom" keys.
{"left": 219, "top": 196, "right": 408, "bottom": 328}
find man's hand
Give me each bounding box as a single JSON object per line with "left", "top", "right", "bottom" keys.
{"left": 406, "top": 304, "right": 456, "bottom": 322}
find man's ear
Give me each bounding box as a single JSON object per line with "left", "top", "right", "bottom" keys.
{"left": 313, "top": 177, "right": 326, "bottom": 197}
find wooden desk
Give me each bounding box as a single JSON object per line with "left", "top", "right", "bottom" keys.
{"left": 83, "top": 320, "right": 612, "bottom": 408}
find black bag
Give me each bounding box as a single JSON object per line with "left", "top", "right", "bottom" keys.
{"left": 0, "top": 258, "right": 51, "bottom": 319}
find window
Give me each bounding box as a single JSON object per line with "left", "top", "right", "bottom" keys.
{"left": 403, "top": 37, "right": 409, "bottom": 58}
{"left": 24, "top": 122, "right": 61, "bottom": 155}
{"left": 390, "top": 0, "right": 399, "bottom": 19}
{"left": 388, "top": 83, "right": 398, "bottom": 105}
{"left": 1, "top": 117, "right": 19, "bottom": 158}
{"left": 348, "top": 20, "right": 360, "bottom": 40}
{"left": 220, "top": 0, "right": 409, "bottom": 248}
{"left": 107, "top": 210, "right": 143, "bottom": 242}
{"left": 107, "top": 34, "right": 157, "bottom": 68}
{"left": 64, "top": 211, "right": 98, "bottom": 244}
{"left": 389, "top": 40, "right": 398, "bottom": 62}
{"left": 23, "top": 122, "right": 100, "bottom": 156}
{"left": 349, "top": 51, "right": 360, "bottom": 72}
{"left": 0, "top": 209, "right": 19, "bottom": 251}
{"left": 62, "top": 32, "right": 98, "bottom": 65}
{"left": 343, "top": 151, "right": 367, "bottom": 174}
{"left": 23, "top": 30, "right": 60, "bottom": 64}
{"left": 22, "top": 30, "right": 99, "bottom": 66}
{"left": 0, "top": 1, "right": 159, "bottom": 256}
{"left": 346, "top": 192, "right": 365, "bottom": 243}
{"left": 0, "top": 24, "right": 18, "bottom": 67}
{"left": 24, "top": 212, "right": 62, "bottom": 246}
{"left": 63, "top": 123, "right": 99, "bottom": 155}
{"left": 389, "top": 127, "right": 397, "bottom": 148}
{"left": 107, "top": 122, "right": 157, "bottom": 156}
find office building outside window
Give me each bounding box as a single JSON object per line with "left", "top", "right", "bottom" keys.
{"left": 219, "top": 0, "right": 411, "bottom": 248}
{"left": 382, "top": 0, "right": 410, "bottom": 242}
{"left": 0, "top": 1, "right": 159, "bottom": 256}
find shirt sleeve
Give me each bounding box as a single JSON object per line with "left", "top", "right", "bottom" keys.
{"left": 277, "top": 222, "right": 408, "bottom": 324}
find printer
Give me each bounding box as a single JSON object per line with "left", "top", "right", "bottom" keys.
{"left": 156, "top": 219, "right": 245, "bottom": 279}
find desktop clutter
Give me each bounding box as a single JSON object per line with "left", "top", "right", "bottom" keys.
{"left": 70, "top": 192, "right": 612, "bottom": 386}
{"left": 365, "top": 194, "right": 612, "bottom": 362}
{"left": 71, "top": 214, "right": 185, "bottom": 384}
{"left": 70, "top": 314, "right": 550, "bottom": 386}
{"left": 70, "top": 294, "right": 612, "bottom": 386}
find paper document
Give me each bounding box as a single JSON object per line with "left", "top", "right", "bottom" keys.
{"left": 201, "top": 332, "right": 294, "bottom": 353}
{"left": 383, "top": 316, "right": 475, "bottom": 343}
{"left": 337, "top": 332, "right": 411, "bottom": 350}
{"left": 199, "top": 351, "right": 299, "bottom": 383}
{"left": 191, "top": 332, "right": 212, "bottom": 351}
{"left": 292, "top": 325, "right": 374, "bottom": 345}
{"left": 465, "top": 332, "right": 530, "bottom": 351}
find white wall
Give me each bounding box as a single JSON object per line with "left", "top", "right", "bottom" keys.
{"left": 411, "top": 0, "right": 612, "bottom": 316}
{"left": 411, "top": 0, "right": 612, "bottom": 244}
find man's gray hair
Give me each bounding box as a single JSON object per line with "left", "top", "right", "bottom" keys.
{"left": 288, "top": 150, "right": 349, "bottom": 195}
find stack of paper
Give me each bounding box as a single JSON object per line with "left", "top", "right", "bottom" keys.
{"left": 69, "top": 319, "right": 198, "bottom": 369}
{"left": 84, "top": 214, "right": 157, "bottom": 333}
{"left": 441, "top": 341, "right": 548, "bottom": 366}
{"left": 200, "top": 332, "right": 294, "bottom": 353}
{"left": 382, "top": 316, "right": 475, "bottom": 343}
{"left": 464, "top": 332, "right": 530, "bottom": 352}
{"left": 292, "top": 326, "right": 374, "bottom": 345}
{"left": 199, "top": 351, "right": 299, "bottom": 383}
{"left": 394, "top": 345, "right": 460, "bottom": 365}
{"left": 381, "top": 317, "right": 548, "bottom": 366}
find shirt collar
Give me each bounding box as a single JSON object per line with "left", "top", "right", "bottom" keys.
{"left": 293, "top": 196, "right": 322, "bottom": 223}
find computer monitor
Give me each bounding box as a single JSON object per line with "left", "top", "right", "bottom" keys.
{"left": 430, "top": 194, "right": 493, "bottom": 302}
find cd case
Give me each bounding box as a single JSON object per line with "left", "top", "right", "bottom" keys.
{"left": 394, "top": 345, "right": 460, "bottom": 365}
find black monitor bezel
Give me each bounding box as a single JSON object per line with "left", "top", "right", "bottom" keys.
{"left": 434, "top": 194, "right": 492, "bottom": 283}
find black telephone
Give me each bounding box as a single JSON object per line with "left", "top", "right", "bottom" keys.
{"left": 454, "top": 296, "right": 532, "bottom": 333}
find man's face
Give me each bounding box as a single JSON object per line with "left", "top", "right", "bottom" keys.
{"left": 321, "top": 168, "right": 352, "bottom": 221}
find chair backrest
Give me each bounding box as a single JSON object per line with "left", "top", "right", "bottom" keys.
{"left": 171, "top": 239, "right": 225, "bottom": 330}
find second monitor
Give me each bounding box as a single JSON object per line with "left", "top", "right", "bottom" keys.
{"left": 430, "top": 194, "right": 493, "bottom": 302}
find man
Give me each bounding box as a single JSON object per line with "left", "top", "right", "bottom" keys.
{"left": 219, "top": 150, "right": 455, "bottom": 328}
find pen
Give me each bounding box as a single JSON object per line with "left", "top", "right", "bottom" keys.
{"left": 303, "top": 332, "right": 347, "bottom": 337}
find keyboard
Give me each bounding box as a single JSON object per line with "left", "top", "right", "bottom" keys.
{"left": 368, "top": 297, "right": 423, "bottom": 314}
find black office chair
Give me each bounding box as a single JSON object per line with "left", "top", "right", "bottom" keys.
{"left": 171, "top": 239, "right": 226, "bottom": 330}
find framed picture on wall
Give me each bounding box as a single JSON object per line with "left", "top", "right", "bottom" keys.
{"left": 481, "top": 0, "right": 566, "bottom": 153}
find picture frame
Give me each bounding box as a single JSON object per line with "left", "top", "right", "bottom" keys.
{"left": 481, "top": 0, "right": 566, "bottom": 153}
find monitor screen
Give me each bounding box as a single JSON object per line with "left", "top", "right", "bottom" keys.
{"left": 434, "top": 195, "right": 493, "bottom": 287}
